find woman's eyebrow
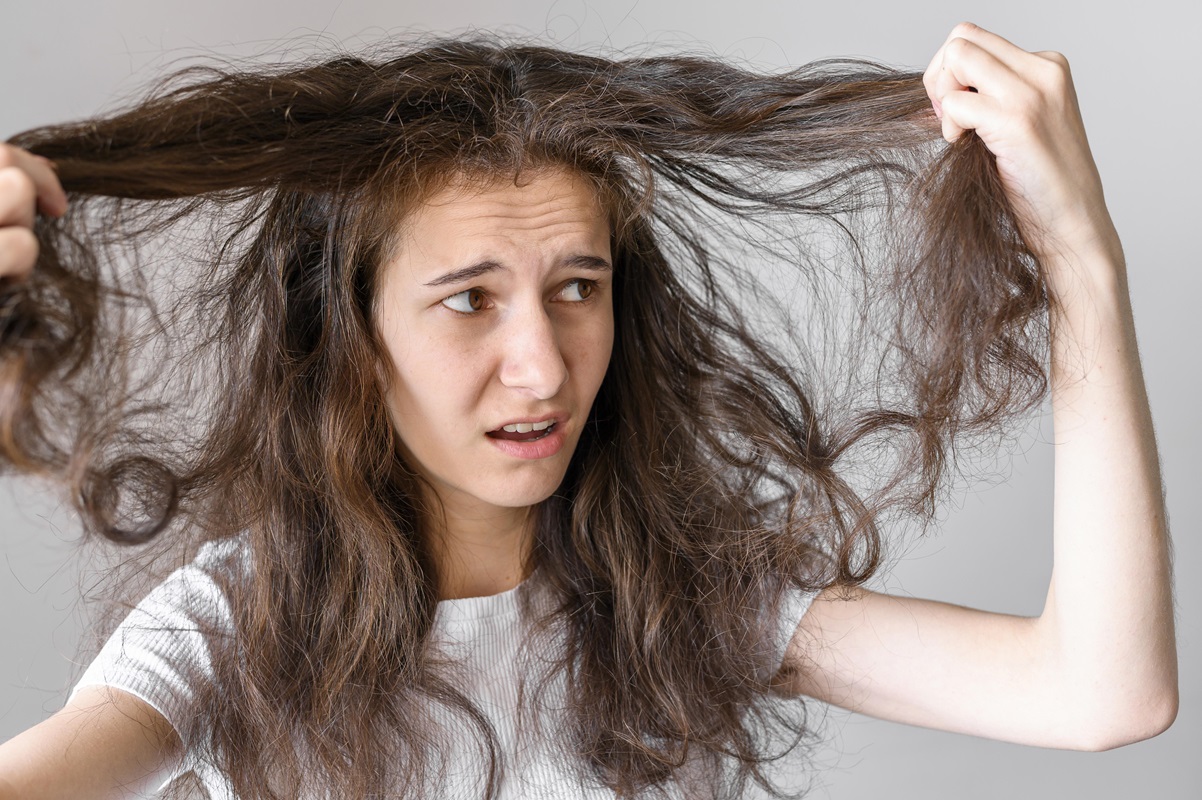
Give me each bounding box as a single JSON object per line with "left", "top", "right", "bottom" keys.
{"left": 423, "top": 254, "right": 612, "bottom": 287}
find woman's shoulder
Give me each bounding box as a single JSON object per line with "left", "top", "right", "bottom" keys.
{"left": 120, "top": 532, "right": 252, "bottom": 635}
{"left": 64, "top": 536, "right": 253, "bottom": 784}
{"left": 188, "top": 532, "right": 252, "bottom": 579}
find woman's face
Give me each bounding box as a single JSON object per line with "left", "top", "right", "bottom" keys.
{"left": 375, "top": 168, "right": 614, "bottom": 520}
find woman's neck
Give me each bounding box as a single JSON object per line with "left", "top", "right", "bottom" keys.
{"left": 425, "top": 499, "right": 537, "bottom": 601}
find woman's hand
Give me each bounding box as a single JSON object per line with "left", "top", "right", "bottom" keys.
{"left": 0, "top": 143, "right": 68, "bottom": 282}
{"left": 923, "top": 22, "right": 1118, "bottom": 265}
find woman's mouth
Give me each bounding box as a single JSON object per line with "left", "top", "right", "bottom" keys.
{"left": 486, "top": 421, "right": 557, "bottom": 442}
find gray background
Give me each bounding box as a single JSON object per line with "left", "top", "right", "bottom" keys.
{"left": 1, "top": 1, "right": 1197, "bottom": 798}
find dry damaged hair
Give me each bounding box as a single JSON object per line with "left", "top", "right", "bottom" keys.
{"left": 1, "top": 33, "right": 1052, "bottom": 800}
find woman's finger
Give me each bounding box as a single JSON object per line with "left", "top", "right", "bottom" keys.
{"left": 0, "top": 144, "right": 68, "bottom": 219}
{"left": 0, "top": 167, "right": 37, "bottom": 229}
{"left": 923, "top": 22, "right": 1041, "bottom": 121}
{"left": 938, "top": 89, "right": 1000, "bottom": 143}
{"left": 927, "top": 38, "right": 1004, "bottom": 141}
{"left": 0, "top": 226, "right": 39, "bottom": 281}
{"left": 933, "top": 36, "right": 1072, "bottom": 151}
{"left": 936, "top": 37, "right": 1021, "bottom": 104}
{"left": 922, "top": 40, "right": 950, "bottom": 116}
{"left": 939, "top": 22, "right": 1029, "bottom": 73}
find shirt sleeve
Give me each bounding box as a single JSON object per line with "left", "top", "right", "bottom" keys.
{"left": 67, "top": 538, "right": 242, "bottom": 790}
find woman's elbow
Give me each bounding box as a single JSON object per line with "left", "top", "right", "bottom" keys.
{"left": 1072, "top": 684, "right": 1179, "bottom": 752}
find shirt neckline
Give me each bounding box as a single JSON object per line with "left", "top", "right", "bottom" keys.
{"left": 434, "top": 569, "right": 539, "bottom": 624}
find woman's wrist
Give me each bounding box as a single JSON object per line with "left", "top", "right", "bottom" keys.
{"left": 1040, "top": 226, "right": 1129, "bottom": 313}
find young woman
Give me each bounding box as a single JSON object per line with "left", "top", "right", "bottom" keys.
{"left": 0, "top": 21, "right": 1177, "bottom": 800}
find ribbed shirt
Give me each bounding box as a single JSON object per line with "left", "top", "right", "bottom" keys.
{"left": 68, "top": 538, "right": 816, "bottom": 798}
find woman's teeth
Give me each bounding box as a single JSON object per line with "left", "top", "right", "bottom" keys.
{"left": 489, "top": 421, "right": 556, "bottom": 442}
{"left": 501, "top": 420, "right": 554, "bottom": 434}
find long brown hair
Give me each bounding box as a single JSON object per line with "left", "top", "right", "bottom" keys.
{"left": 1, "top": 34, "right": 1050, "bottom": 799}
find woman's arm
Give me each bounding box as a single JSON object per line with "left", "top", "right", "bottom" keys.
{"left": 773, "top": 23, "right": 1177, "bottom": 751}
{"left": 0, "top": 147, "right": 185, "bottom": 797}
{"left": 0, "top": 685, "right": 183, "bottom": 800}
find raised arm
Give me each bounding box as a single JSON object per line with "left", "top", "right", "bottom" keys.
{"left": 773, "top": 22, "right": 1177, "bottom": 751}
{"left": 0, "top": 146, "right": 185, "bottom": 797}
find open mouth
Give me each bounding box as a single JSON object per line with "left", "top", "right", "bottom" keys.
{"left": 486, "top": 421, "right": 557, "bottom": 443}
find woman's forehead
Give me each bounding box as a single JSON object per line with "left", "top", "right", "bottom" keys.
{"left": 398, "top": 169, "right": 611, "bottom": 249}
{"left": 376, "top": 168, "right": 611, "bottom": 287}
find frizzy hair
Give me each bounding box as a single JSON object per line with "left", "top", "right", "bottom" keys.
{"left": 1, "top": 33, "right": 1050, "bottom": 800}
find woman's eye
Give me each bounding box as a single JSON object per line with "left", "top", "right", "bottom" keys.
{"left": 441, "top": 288, "right": 487, "bottom": 314}
{"left": 440, "top": 281, "right": 595, "bottom": 315}
{"left": 561, "top": 279, "right": 595, "bottom": 302}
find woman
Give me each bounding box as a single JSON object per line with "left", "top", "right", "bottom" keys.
{"left": 0, "top": 21, "right": 1177, "bottom": 800}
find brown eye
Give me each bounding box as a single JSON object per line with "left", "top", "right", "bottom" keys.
{"left": 562, "top": 279, "right": 594, "bottom": 302}
{"left": 441, "top": 288, "right": 488, "bottom": 314}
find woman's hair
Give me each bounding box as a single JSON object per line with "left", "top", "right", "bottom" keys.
{"left": 1, "top": 33, "right": 1051, "bottom": 800}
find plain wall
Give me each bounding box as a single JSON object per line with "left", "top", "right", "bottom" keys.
{"left": 1, "top": 1, "right": 1197, "bottom": 798}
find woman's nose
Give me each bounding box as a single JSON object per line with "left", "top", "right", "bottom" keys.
{"left": 498, "top": 305, "right": 569, "bottom": 400}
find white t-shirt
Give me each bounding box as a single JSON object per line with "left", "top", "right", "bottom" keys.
{"left": 68, "top": 537, "right": 817, "bottom": 799}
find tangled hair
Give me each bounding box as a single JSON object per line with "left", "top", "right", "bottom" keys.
{"left": 1, "top": 33, "right": 1051, "bottom": 800}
